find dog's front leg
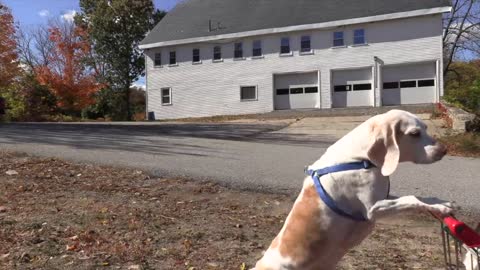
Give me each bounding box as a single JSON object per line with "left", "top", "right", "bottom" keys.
{"left": 367, "top": 195, "right": 454, "bottom": 221}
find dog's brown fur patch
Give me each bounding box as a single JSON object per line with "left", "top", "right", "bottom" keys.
{"left": 277, "top": 185, "right": 326, "bottom": 263}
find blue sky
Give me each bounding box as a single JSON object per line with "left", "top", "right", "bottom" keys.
{"left": 4, "top": 0, "right": 178, "bottom": 27}
{"left": 3, "top": 0, "right": 179, "bottom": 87}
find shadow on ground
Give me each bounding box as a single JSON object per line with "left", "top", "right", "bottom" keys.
{"left": 0, "top": 122, "right": 335, "bottom": 157}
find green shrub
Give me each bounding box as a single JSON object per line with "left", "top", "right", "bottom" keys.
{"left": 445, "top": 61, "right": 480, "bottom": 116}
{"left": 0, "top": 85, "right": 26, "bottom": 121}
{"left": 82, "top": 86, "right": 145, "bottom": 121}
{"left": 445, "top": 79, "right": 480, "bottom": 115}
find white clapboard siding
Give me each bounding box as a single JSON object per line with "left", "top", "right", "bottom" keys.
{"left": 145, "top": 14, "right": 443, "bottom": 119}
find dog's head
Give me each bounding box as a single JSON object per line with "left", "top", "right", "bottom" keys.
{"left": 367, "top": 110, "right": 447, "bottom": 176}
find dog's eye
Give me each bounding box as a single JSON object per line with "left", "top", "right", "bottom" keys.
{"left": 409, "top": 130, "right": 421, "bottom": 137}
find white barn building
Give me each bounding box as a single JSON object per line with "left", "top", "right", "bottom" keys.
{"left": 139, "top": 0, "right": 451, "bottom": 120}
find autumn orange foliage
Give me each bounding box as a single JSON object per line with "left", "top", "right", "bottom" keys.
{"left": 0, "top": 3, "right": 19, "bottom": 89}
{"left": 36, "top": 25, "right": 102, "bottom": 112}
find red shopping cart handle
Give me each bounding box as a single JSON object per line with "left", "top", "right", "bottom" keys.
{"left": 444, "top": 216, "right": 480, "bottom": 248}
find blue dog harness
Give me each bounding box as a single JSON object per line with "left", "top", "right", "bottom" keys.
{"left": 305, "top": 160, "right": 377, "bottom": 222}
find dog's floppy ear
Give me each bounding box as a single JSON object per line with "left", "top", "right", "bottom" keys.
{"left": 368, "top": 121, "right": 401, "bottom": 176}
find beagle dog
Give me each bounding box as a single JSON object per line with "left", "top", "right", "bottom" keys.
{"left": 253, "top": 110, "right": 454, "bottom": 270}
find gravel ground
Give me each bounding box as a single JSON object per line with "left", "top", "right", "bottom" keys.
{"left": 1, "top": 151, "right": 476, "bottom": 270}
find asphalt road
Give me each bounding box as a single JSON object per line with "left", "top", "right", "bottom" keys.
{"left": 0, "top": 122, "right": 479, "bottom": 214}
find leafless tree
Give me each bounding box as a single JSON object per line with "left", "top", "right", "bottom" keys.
{"left": 443, "top": 0, "right": 480, "bottom": 75}
{"left": 16, "top": 18, "right": 73, "bottom": 73}
{"left": 16, "top": 27, "right": 39, "bottom": 70}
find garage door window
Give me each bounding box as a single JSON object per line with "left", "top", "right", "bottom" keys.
{"left": 240, "top": 86, "right": 257, "bottom": 101}
{"left": 383, "top": 82, "right": 399, "bottom": 89}
{"left": 334, "top": 85, "right": 351, "bottom": 92}
{"left": 290, "top": 88, "right": 304, "bottom": 94}
{"left": 276, "top": 89, "right": 289, "bottom": 95}
{"left": 161, "top": 88, "right": 172, "bottom": 105}
{"left": 400, "top": 81, "right": 417, "bottom": 88}
{"left": 418, "top": 79, "right": 435, "bottom": 87}
{"left": 305, "top": 87, "right": 318, "bottom": 93}
{"left": 353, "top": 83, "right": 371, "bottom": 91}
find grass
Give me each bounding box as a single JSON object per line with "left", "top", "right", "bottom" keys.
{"left": 439, "top": 132, "right": 480, "bottom": 157}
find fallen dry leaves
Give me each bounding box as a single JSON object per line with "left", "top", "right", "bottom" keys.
{"left": 0, "top": 151, "right": 453, "bottom": 269}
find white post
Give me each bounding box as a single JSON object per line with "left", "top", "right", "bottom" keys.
{"left": 374, "top": 56, "right": 384, "bottom": 107}
{"left": 377, "top": 62, "right": 383, "bottom": 107}
{"left": 372, "top": 65, "right": 376, "bottom": 107}
{"left": 436, "top": 59, "right": 440, "bottom": 103}
{"left": 145, "top": 52, "right": 149, "bottom": 120}
{"left": 317, "top": 70, "right": 322, "bottom": 109}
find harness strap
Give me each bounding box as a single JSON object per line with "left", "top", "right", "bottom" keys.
{"left": 305, "top": 161, "right": 375, "bottom": 222}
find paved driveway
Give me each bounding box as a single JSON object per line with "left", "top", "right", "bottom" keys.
{"left": 0, "top": 118, "right": 478, "bottom": 214}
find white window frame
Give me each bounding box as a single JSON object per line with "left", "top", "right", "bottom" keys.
{"left": 192, "top": 48, "right": 201, "bottom": 64}
{"left": 280, "top": 37, "right": 292, "bottom": 56}
{"left": 240, "top": 85, "right": 258, "bottom": 102}
{"left": 161, "top": 87, "right": 172, "bottom": 105}
{"left": 154, "top": 52, "right": 162, "bottom": 67}
{"left": 300, "top": 35, "right": 313, "bottom": 54}
{"left": 333, "top": 31, "right": 345, "bottom": 48}
{"left": 213, "top": 45, "right": 223, "bottom": 62}
{"left": 168, "top": 51, "right": 177, "bottom": 67}
{"left": 353, "top": 29, "right": 367, "bottom": 46}
{"left": 234, "top": 42, "right": 245, "bottom": 60}
{"left": 252, "top": 40, "right": 263, "bottom": 58}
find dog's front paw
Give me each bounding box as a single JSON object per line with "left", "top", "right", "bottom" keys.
{"left": 442, "top": 201, "right": 460, "bottom": 211}
{"left": 430, "top": 202, "right": 456, "bottom": 217}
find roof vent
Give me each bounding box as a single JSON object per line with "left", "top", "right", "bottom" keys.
{"left": 208, "top": 19, "right": 226, "bottom": 32}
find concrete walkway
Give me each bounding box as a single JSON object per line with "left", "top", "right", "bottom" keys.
{"left": 257, "top": 113, "right": 447, "bottom": 142}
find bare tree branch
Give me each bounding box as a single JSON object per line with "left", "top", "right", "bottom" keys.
{"left": 444, "top": 0, "right": 480, "bottom": 75}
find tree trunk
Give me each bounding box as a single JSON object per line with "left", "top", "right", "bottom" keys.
{"left": 125, "top": 80, "right": 131, "bottom": 121}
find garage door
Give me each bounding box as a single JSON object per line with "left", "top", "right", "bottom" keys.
{"left": 382, "top": 62, "right": 436, "bottom": 105}
{"left": 274, "top": 72, "right": 319, "bottom": 110}
{"left": 332, "top": 68, "right": 373, "bottom": 108}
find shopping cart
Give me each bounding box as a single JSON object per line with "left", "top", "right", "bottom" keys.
{"left": 438, "top": 216, "right": 480, "bottom": 270}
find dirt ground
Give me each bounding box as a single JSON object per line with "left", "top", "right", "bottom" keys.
{"left": 0, "top": 151, "right": 471, "bottom": 270}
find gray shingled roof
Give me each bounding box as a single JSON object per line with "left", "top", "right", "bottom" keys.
{"left": 141, "top": 0, "right": 450, "bottom": 46}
